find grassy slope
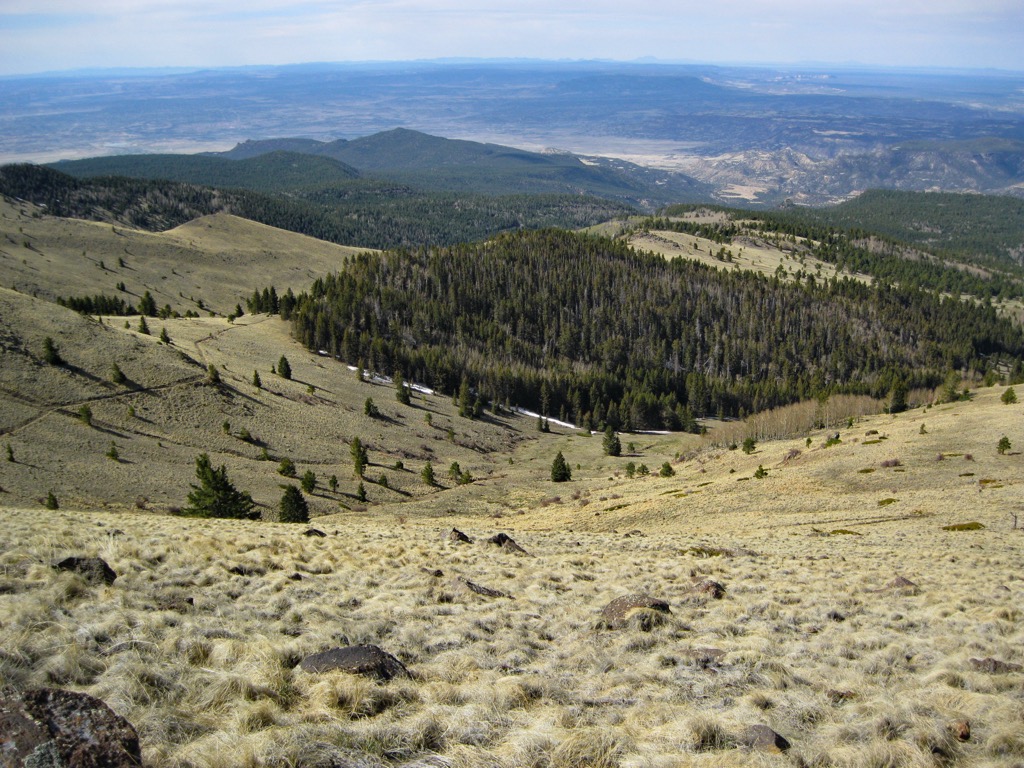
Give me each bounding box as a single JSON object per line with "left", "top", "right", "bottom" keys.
{"left": 1, "top": 200, "right": 1024, "bottom": 766}
{"left": 0, "top": 197, "right": 371, "bottom": 316}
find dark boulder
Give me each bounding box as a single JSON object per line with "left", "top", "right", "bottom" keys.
{"left": 448, "top": 528, "right": 472, "bottom": 543}
{"left": 303, "top": 528, "right": 327, "bottom": 538}
{"left": 454, "top": 576, "right": 512, "bottom": 599}
{"left": 299, "top": 645, "right": 409, "bottom": 680}
{"left": 0, "top": 687, "right": 142, "bottom": 767}
{"left": 54, "top": 556, "right": 117, "bottom": 586}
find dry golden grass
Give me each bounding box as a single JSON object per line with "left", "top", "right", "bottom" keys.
{"left": 3, "top": 198, "right": 1024, "bottom": 766}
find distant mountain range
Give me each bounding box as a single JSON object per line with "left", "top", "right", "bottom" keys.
{"left": 4, "top": 61, "right": 1022, "bottom": 205}
{"left": 49, "top": 128, "right": 711, "bottom": 210}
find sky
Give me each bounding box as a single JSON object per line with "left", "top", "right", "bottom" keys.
{"left": 1, "top": 0, "right": 1022, "bottom": 77}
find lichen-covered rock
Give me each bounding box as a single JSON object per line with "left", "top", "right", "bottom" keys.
{"left": 53, "top": 556, "right": 117, "bottom": 586}
{"left": 300, "top": 645, "right": 409, "bottom": 680}
{"left": 0, "top": 687, "right": 142, "bottom": 767}
{"left": 740, "top": 724, "right": 790, "bottom": 753}
{"left": 599, "top": 594, "right": 671, "bottom": 628}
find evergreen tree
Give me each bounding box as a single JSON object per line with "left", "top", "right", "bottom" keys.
{"left": 138, "top": 290, "right": 157, "bottom": 317}
{"left": 106, "top": 441, "right": 119, "bottom": 461}
{"left": 252, "top": 369, "right": 262, "bottom": 388}
{"left": 159, "top": 327, "right": 170, "bottom": 344}
{"left": 110, "top": 362, "right": 126, "bottom": 385}
{"left": 602, "top": 426, "right": 622, "bottom": 456}
{"left": 551, "top": 451, "right": 572, "bottom": 482}
{"left": 742, "top": 437, "right": 756, "bottom": 455}
{"left": 44, "top": 491, "right": 59, "bottom": 510}
{"left": 279, "top": 485, "right": 309, "bottom": 523}
{"left": 357, "top": 481, "right": 367, "bottom": 502}
{"left": 328, "top": 474, "right": 338, "bottom": 493}
{"left": 278, "top": 457, "right": 296, "bottom": 477}
{"left": 301, "top": 469, "right": 316, "bottom": 493}
{"left": 277, "top": 355, "right": 292, "bottom": 380}
{"left": 78, "top": 404, "right": 93, "bottom": 426}
{"left": 1002, "top": 387, "right": 1017, "bottom": 405}
{"left": 5, "top": 444, "right": 13, "bottom": 463}
{"left": 998, "top": 436, "right": 1012, "bottom": 454}
{"left": 458, "top": 375, "right": 472, "bottom": 418}
{"left": 206, "top": 364, "right": 221, "bottom": 384}
{"left": 351, "top": 437, "right": 367, "bottom": 477}
{"left": 182, "top": 453, "right": 255, "bottom": 519}
{"left": 889, "top": 379, "right": 908, "bottom": 414}
{"left": 42, "top": 336, "right": 63, "bottom": 365}
{"left": 138, "top": 316, "right": 150, "bottom": 335}
{"left": 395, "top": 371, "right": 411, "bottom": 405}
{"left": 364, "top": 397, "right": 379, "bottom": 417}
{"left": 421, "top": 461, "right": 436, "bottom": 486}
{"left": 659, "top": 461, "right": 675, "bottom": 477}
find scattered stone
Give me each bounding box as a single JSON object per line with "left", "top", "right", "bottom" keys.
{"left": 0, "top": 687, "right": 142, "bottom": 767}
{"left": 740, "top": 724, "right": 791, "bottom": 753}
{"left": 54, "top": 556, "right": 117, "bottom": 586}
{"left": 454, "top": 576, "right": 512, "bottom": 599}
{"left": 600, "top": 594, "right": 671, "bottom": 628}
{"left": 873, "top": 576, "right": 919, "bottom": 594}
{"left": 948, "top": 719, "right": 971, "bottom": 742}
{"left": 489, "top": 532, "right": 532, "bottom": 556}
{"left": 303, "top": 528, "right": 327, "bottom": 537}
{"left": 968, "top": 657, "right": 1023, "bottom": 674}
{"left": 680, "top": 647, "right": 726, "bottom": 666}
{"left": 687, "top": 579, "right": 726, "bottom": 599}
{"left": 155, "top": 594, "right": 194, "bottom": 613}
{"left": 300, "top": 645, "right": 409, "bottom": 680}
{"left": 448, "top": 528, "right": 472, "bottom": 543}
{"left": 826, "top": 689, "right": 857, "bottom": 704}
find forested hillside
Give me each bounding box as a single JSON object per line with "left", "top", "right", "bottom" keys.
{"left": 284, "top": 229, "right": 1024, "bottom": 430}
{"left": 0, "top": 164, "right": 632, "bottom": 249}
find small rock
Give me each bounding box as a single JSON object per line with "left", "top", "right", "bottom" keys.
{"left": 454, "top": 576, "right": 512, "bottom": 599}
{"left": 54, "top": 556, "right": 117, "bottom": 585}
{"left": 873, "top": 575, "right": 919, "bottom": 594}
{"left": 0, "top": 688, "right": 142, "bottom": 767}
{"left": 948, "top": 718, "right": 971, "bottom": 742}
{"left": 448, "top": 528, "right": 472, "bottom": 543}
{"left": 300, "top": 644, "right": 409, "bottom": 680}
{"left": 688, "top": 579, "right": 726, "bottom": 599}
{"left": 968, "top": 656, "right": 1023, "bottom": 673}
{"left": 303, "top": 528, "right": 327, "bottom": 538}
{"left": 741, "top": 724, "right": 790, "bottom": 753}
{"left": 600, "top": 594, "right": 671, "bottom": 628}
{"left": 489, "top": 532, "right": 532, "bottom": 556}
{"left": 289, "top": 573, "right": 304, "bottom": 581}
{"left": 827, "top": 610, "right": 845, "bottom": 622}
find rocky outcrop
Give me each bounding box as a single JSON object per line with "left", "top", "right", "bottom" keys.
{"left": 0, "top": 687, "right": 141, "bottom": 767}
{"left": 53, "top": 556, "right": 117, "bottom": 586}
{"left": 299, "top": 645, "right": 409, "bottom": 680}
{"left": 599, "top": 594, "right": 671, "bottom": 629}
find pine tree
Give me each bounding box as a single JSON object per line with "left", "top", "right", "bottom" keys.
{"left": 351, "top": 437, "right": 367, "bottom": 477}
{"left": 182, "top": 453, "right": 255, "bottom": 519}
{"left": 551, "top": 451, "right": 572, "bottom": 482}
{"left": 277, "top": 355, "right": 292, "bottom": 380}
{"left": 138, "top": 290, "right": 157, "bottom": 317}
{"left": 279, "top": 485, "right": 309, "bottom": 523}
{"left": 357, "top": 482, "right": 367, "bottom": 502}
{"left": 44, "top": 491, "right": 59, "bottom": 510}
{"left": 421, "top": 461, "right": 436, "bottom": 486}
{"left": 998, "top": 436, "right": 1012, "bottom": 455}
{"left": 301, "top": 469, "right": 316, "bottom": 493}
{"left": 278, "top": 457, "right": 296, "bottom": 477}
{"left": 742, "top": 437, "right": 756, "bottom": 455}
{"left": 42, "top": 336, "right": 63, "bottom": 365}
{"left": 110, "top": 362, "right": 126, "bottom": 385}
{"left": 328, "top": 474, "right": 338, "bottom": 493}
{"left": 159, "top": 327, "right": 170, "bottom": 344}
{"left": 252, "top": 370, "right": 262, "bottom": 389}
{"left": 458, "top": 375, "right": 472, "bottom": 418}
{"left": 1002, "top": 387, "right": 1017, "bottom": 405}
{"left": 602, "top": 426, "right": 621, "bottom": 456}
{"left": 138, "top": 316, "right": 150, "bottom": 335}
{"left": 395, "top": 371, "right": 411, "bottom": 405}
{"left": 206, "top": 364, "right": 221, "bottom": 384}
{"left": 659, "top": 461, "right": 675, "bottom": 477}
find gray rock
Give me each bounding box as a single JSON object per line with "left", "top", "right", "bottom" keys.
{"left": 740, "top": 724, "right": 790, "bottom": 753}
{"left": 300, "top": 645, "right": 409, "bottom": 680}
{"left": 0, "top": 687, "right": 142, "bottom": 767}
{"left": 600, "top": 594, "right": 671, "bottom": 628}
{"left": 454, "top": 576, "right": 512, "bottom": 599}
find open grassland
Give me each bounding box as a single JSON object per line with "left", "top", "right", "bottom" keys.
{"left": 0, "top": 197, "right": 370, "bottom": 316}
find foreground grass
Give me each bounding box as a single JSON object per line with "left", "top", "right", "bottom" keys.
{"left": 1, "top": 499, "right": 1022, "bottom": 767}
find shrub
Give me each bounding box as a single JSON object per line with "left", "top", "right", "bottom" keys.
{"left": 637, "top": 463, "right": 650, "bottom": 476}
{"left": 110, "top": 363, "right": 126, "bottom": 385}
{"left": 1002, "top": 387, "right": 1017, "bottom": 405}
{"left": 659, "top": 461, "right": 675, "bottom": 477}
{"left": 625, "top": 461, "right": 636, "bottom": 478}
{"left": 44, "top": 491, "right": 59, "bottom": 510}
{"left": 997, "top": 436, "right": 1012, "bottom": 455}
{"left": 364, "top": 397, "right": 379, "bottom": 418}
{"left": 6, "top": 444, "right": 14, "bottom": 462}
{"left": 279, "top": 485, "right": 309, "bottom": 523}
{"left": 742, "top": 437, "right": 756, "bottom": 454}
{"left": 106, "top": 441, "right": 119, "bottom": 461}
{"left": 880, "top": 458, "right": 901, "bottom": 468}
{"left": 278, "top": 457, "right": 296, "bottom": 477}
{"left": 551, "top": 451, "right": 572, "bottom": 482}
{"left": 78, "top": 404, "right": 93, "bottom": 426}
{"left": 753, "top": 464, "right": 768, "bottom": 479}
{"left": 206, "top": 364, "right": 220, "bottom": 384}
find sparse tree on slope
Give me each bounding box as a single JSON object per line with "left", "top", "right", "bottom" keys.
{"left": 279, "top": 485, "right": 309, "bottom": 523}
{"left": 182, "top": 453, "right": 255, "bottom": 519}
